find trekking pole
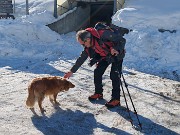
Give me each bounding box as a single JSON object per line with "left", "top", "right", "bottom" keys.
{"left": 121, "top": 73, "right": 142, "bottom": 130}
{"left": 117, "top": 71, "right": 133, "bottom": 127}
{"left": 113, "top": 56, "right": 142, "bottom": 130}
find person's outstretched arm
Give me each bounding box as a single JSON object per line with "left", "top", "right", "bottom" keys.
{"left": 64, "top": 50, "right": 88, "bottom": 79}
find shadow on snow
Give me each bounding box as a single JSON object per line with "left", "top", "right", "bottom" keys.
{"left": 31, "top": 106, "right": 130, "bottom": 135}
{"left": 108, "top": 106, "right": 179, "bottom": 135}
{"left": 0, "top": 57, "right": 64, "bottom": 76}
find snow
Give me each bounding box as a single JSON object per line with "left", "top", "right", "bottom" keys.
{"left": 112, "top": 0, "right": 180, "bottom": 80}
{"left": 0, "top": 0, "right": 180, "bottom": 135}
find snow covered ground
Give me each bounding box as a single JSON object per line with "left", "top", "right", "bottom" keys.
{"left": 0, "top": 0, "right": 179, "bottom": 134}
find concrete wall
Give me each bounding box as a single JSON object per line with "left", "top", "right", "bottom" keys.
{"left": 48, "top": 0, "right": 125, "bottom": 34}
{"left": 47, "top": 6, "right": 90, "bottom": 34}
{"left": 57, "top": 0, "right": 77, "bottom": 15}
{"left": 117, "top": 0, "right": 125, "bottom": 9}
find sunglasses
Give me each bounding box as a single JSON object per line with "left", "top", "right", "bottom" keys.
{"left": 81, "top": 39, "right": 87, "bottom": 46}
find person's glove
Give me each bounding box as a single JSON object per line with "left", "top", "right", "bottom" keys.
{"left": 64, "top": 71, "right": 73, "bottom": 79}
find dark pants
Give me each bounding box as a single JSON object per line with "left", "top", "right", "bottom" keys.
{"left": 94, "top": 59, "right": 123, "bottom": 100}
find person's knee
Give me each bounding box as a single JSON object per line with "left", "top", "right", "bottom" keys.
{"left": 110, "top": 72, "right": 119, "bottom": 80}
{"left": 94, "top": 68, "right": 104, "bottom": 78}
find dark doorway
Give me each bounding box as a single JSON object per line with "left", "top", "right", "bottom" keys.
{"left": 90, "top": 2, "right": 114, "bottom": 27}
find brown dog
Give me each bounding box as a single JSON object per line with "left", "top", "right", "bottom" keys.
{"left": 26, "top": 76, "right": 75, "bottom": 113}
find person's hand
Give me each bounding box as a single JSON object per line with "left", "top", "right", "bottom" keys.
{"left": 64, "top": 71, "right": 73, "bottom": 79}
{"left": 111, "top": 48, "right": 119, "bottom": 56}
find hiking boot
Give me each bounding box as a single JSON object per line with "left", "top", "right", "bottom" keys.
{"left": 105, "top": 99, "right": 120, "bottom": 108}
{"left": 88, "top": 93, "right": 103, "bottom": 101}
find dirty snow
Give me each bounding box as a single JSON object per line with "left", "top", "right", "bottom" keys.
{"left": 0, "top": 0, "right": 179, "bottom": 135}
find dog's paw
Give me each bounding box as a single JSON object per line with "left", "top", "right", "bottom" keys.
{"left": 30, "top": 108, "right": 38, "bottom": 115}
{"left": 55, "top": 101, "right": 60, "bottom": 105}
{"left": 40, "top": 108, "right": 46, "bottom": 114}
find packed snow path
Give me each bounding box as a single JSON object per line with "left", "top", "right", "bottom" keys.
{"left": 0, "top": 57, "right": 179, "bottom": 135}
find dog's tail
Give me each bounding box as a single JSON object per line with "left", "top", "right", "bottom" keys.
{"left": 26, "top": 84, "right": 35, "bottom": 108}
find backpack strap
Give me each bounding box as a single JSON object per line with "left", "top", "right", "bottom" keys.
{"left": 92, "top": 33, "right": 110, "bottom": 55}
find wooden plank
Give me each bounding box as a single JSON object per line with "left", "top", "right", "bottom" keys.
{"left": 0, "top": 8, "right": 13, "bottom": 13}
{"left": 0, "top": 14, "right": 15, "bottom": 19}
{"left": 0, "top": 0, "right": 12, "bottom": 3}
{"left": 0, "top": 0, "right": 12, "bottom": 1}
{"left": 0, "top": 4, "right": 13, "bottom": 8}
{"left": 0, "top": 0, "right": 13, "bottom": 14}
{"left": 0, "top": 0, "right": 12, "bottom": 4}
{"left": 0, "top": 2, "right": 12, "bottom": 4}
